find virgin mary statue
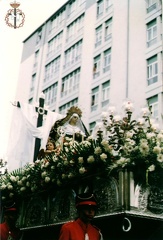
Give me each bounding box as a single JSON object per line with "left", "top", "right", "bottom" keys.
{"left": 48, "top": 106, "right": 89, "bottom": 145}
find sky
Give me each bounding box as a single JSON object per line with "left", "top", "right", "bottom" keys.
{"left": 0, "top": 0, "right": 67, "bottom": 160}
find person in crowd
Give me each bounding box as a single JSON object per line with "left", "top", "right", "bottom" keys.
{"left": 0, "top": 205, "right": 22, "bottom": 240}
{"left": 49, "top": 106, "right": 89, "bottom": 144}
{"left": 58, "top": 193, "right": 103, "bottom": 240}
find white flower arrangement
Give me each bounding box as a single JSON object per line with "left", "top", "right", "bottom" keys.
{"left": 1, "top": 101, "right": 163, "bottom": 203}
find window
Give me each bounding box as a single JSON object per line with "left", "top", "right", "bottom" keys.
{"left": 64, "top": 41, "right": 82, "bottom": 69}
{"left": 146, "top": 0, "right": 157, "bottom": 13}
{"left": 91, "top": 87, "right": 99, "bottom": 112}
{"left": 56, "top": 32, "right": 63, "bottom": 51}
{"left": 97, "top": 0, "right": 104, "bottom": 18}
{"left": 33, "top": 50, "right": 39, "bottom": 68}
{"left": 45, "top": 65, "right": 50, "bottom": 82}
{"left": 47, "top": 32, "right": 63, "bottom": 58}
{"left": 68, "top": 0, "right": 86, "bottom": 18}
{"left": 77, "top": 14, "right": 84, "bottom": 35}
{"left": 57, "top": 9, "right": 65, "bottom": 26}
{"left": 30, "top": 74, "right": 36, "bottom": 92}
{"left": 67, "top": 23, "right": 74, "bottom": 42}
{"left": 102, "top": 81, "right": 110, "bottom": 107}
{"left": 89, "top": 122, "right": 96, "bottom": 134}
{"left": 105, "top": 18, "right": 112, "bottom": 41}
{"left": 68, "top": 0, "right": 76, "bottom": 17}
{"left": 44, "top": 83, "right": 58, "bottom": 106}
{"left": 66, "top": 14, "right": 84, "bottom": 43}
{"left": 147, "top": 95, "right": 158, "bottom": 120}
{"left": 49, "top": 18, "right": 56, "bottom": 34}
{"left": 103, "top": 48, "right": 111, "bottom": 73}
{"left": 44, "top": 56, "right": 61, "bottom": 82}
{"left": 61, "top": 68, "right": 80, "bottom": 97}
{"left": 59, "top": 98, "right": 78, "bottom": 116}
{"left": 147, "top": 19, "right": 157, "bottom": 47}
{"left": 53, "top": 57, "right": 60, "bottom": 78}
{"left": 95, "top": 25, "right": 102, "bottom": 48}
{"left": 47, "top": 39, "right": 53, "bottom": 58}
{"left": 36, "top": 29, "right": 42, "bottom": 45}
{"left": 49, "top": 9, "right": 65, "bottom": 34}
{"left": 93, "top": 55, "right": 101, "bottom": 78}
{"left": 106, "top": 0, "right": 112, "bottom": 11}
{"left": 147, "top": 55, "right": 158, "bottom": 85}
{"left": 28, "top": 98, "right": 33, "bottom": 104}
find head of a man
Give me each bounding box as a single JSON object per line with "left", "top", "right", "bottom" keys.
{"left": 76, "top": 193, "right": 97, "bottom": 224}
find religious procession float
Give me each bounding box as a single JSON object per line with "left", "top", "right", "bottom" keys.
{"left": 0, "top": 100, "right": 163, "bottom": 239}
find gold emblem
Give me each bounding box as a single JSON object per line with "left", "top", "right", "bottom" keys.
{"left": 5, "top": 1, "right": 25, "bottom": 29}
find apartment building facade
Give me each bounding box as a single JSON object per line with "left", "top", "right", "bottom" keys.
{"left": 16, "top": 0, "right": 163, "bottom": 132}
